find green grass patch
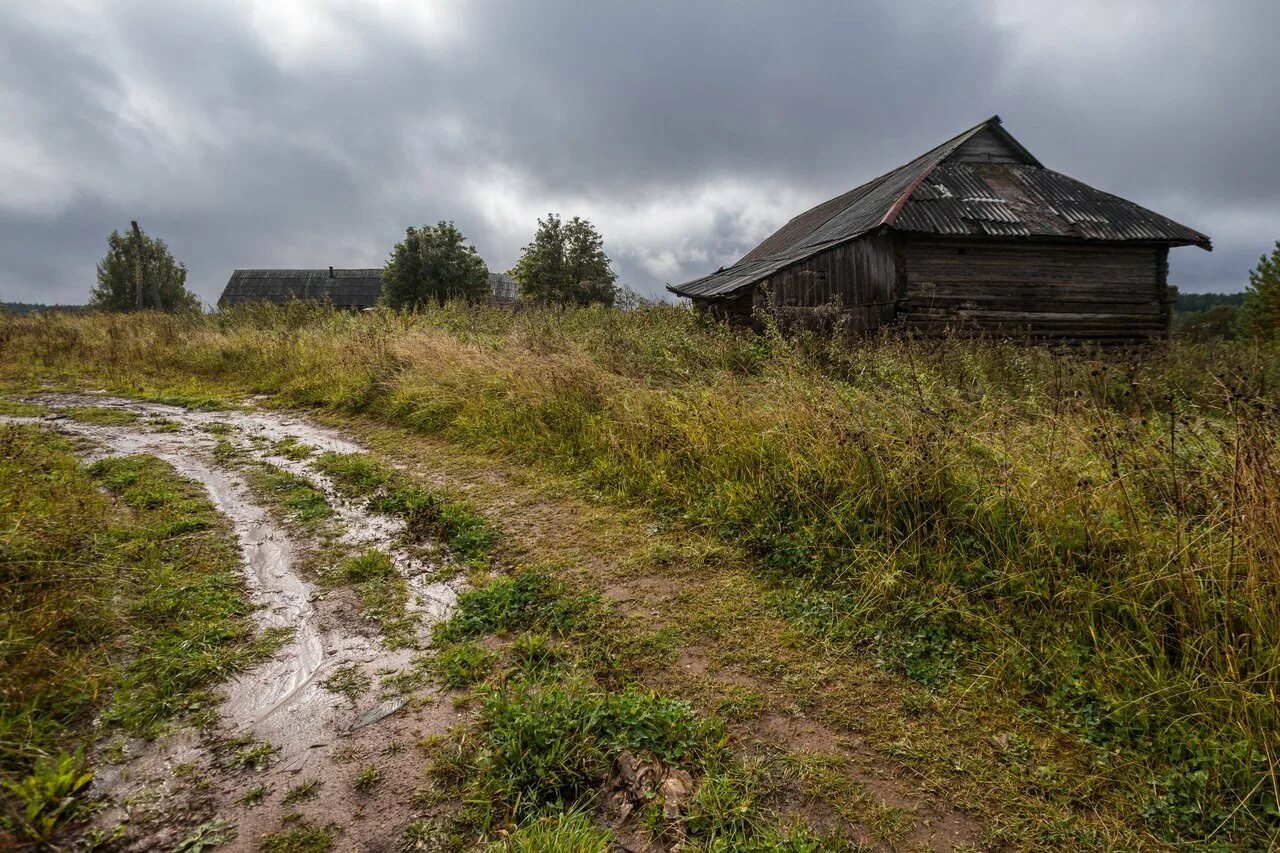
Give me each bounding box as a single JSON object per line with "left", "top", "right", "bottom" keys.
{"left": 272, "top": 436, "right": 314, "bottom": 461}
{"left": 260, "top": 822, "right": 337, "bottom": 852}
{"left": 433, "top": 568, "right": 597, "bottom": 646}
{"left": 327, "top": 550, "right": 416, "bottom": 648}
{"left": 487, "top": 810, "right": 612, "bottom": 851}
{"left": 140, "top": 390, "right": 229, "bottom": 411}
{"left": 314, "top": 452, "right": 496, "bottom": 563}
{"left": 62, "top": 405, "right": 138, "bottom": 425}
{"left": 246, "top": 466, "right": 332, "bottom": 525}
{"left": 434, "top": 642, "right": 498, "bottom": 689}
{"left": 0, "top": 399, "right": 46, "bottom": 417}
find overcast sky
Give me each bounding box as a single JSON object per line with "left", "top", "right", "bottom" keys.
{"left": 2, "top": 0, "right": 1277, "bottom": 306}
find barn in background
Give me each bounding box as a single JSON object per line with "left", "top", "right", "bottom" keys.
{"left": 218, "top": 268, "right": 519, "bottom": 308}
{"left": 669, "top": 116, "right": 1211, "bottom": 343}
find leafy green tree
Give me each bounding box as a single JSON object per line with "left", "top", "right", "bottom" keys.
{"left": 381, "top": 222, "right": 490, "bottom": 309}
{"left": 89, "top": 227, "right": 199, "bottom": 313}
{"left": 511, "top": 214, "right": 617, "bottom": 306}
{"left": 1237, "top": 240, "right": 1280, "bottom": 340}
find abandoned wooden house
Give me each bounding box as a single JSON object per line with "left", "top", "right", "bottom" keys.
{"left": 218, "top": 268, "right": 519, "bottom": 308}
{"left": 668, "top": 116, "right": 1211, "bottom": 343}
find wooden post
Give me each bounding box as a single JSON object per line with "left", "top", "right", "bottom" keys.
{"left": 131, "top": 220, "right": 144, "bottom": 311}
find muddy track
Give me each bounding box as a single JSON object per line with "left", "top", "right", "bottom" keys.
{"left": 9, "top": 395, "right": 465, "bottom": 851}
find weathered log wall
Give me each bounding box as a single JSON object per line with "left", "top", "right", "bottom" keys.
{"left": 759, "top": 231, "right": 897, "bottom": 333}
{"left": 897, "top": 237, "right": 1170, "bottom": 343}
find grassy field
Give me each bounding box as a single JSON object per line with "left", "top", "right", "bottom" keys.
{"left": 1, "top": 303, "right": 1278, "bottom": 847}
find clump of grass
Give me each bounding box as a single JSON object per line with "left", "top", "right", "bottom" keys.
{"left": 353, "top": 766, "right": 381, "bottom": 792}
{"left": 0, "top": 399, "right": 46, "bottom": 417}
{"left": 433, "top": 568, "right": 597, "bottom": 646}
{"left": 434, "top": 678, "right": 720, "bottom": 831}
{"left": 328, "top": 550, "right": 416, "bottom": 647}
{"left": 237, "top": 783, "right": 272, "bottom": 807}
{"left": 434, "top": 642, "right": 498, "bottom": 689}
{"left": 260, "top": 822, "right": 337, "bottom": 852}
{"left": 227, "top": 741, "right": 279, "bottom": 771}
{"left": 488, "top": 810, "right": 612, "bottom": 851}
{"left": 314, "top": 452, "right": 496, "bottom": 563}
{"left": 141, "top": 390, "right": 228, "bottom": 411}
{"left": 282, "top": 779, "right": 322, "bottom": 806}
{"left": 320, "top": 665, "right": 372, "bottom": 702}
{"left": 249, "top": 466, "right": 332, "bottom": 525}
{"left": 272, "top": 436, "right": 314, "bottom": 460}
{"left": 63, "top": 405, "right": 138, "bottom": 425}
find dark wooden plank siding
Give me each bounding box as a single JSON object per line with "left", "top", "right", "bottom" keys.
{"left": 761, "top": 231, "right": 897, "bottom": 331}
{"left": 899, "top": 236, "right": 1169, "bottom": 342}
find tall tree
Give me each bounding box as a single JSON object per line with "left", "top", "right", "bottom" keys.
{"left": 1237, "top": 240, "right": 1280, "bottom": 340}
{"left": 89, "top": 226, "right": 199, "bottom": 312}
{"left": 381, "top": 221, "right": 490, "bottom": 309}
{"left": 511, "top": 214, "right": 617, "bottom": 306}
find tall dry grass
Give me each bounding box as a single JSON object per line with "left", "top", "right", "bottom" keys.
{"left": 2, "top": 302, "right": 1278, "bottom": 843}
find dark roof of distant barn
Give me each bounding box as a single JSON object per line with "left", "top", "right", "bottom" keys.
{"left": 220, "top": 269, "right": 383, "bottom": 307}
{"left": 669, "top": 116, "right": 1211, "bottom": 300}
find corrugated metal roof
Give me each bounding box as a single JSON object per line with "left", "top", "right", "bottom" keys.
{"left": 218, "top": 269, "right": 519, "bottom": 307}
{"left": 895, "top": 162, "right": 1211, "bottom": 245}
{"left": 669, "top": 116, "right": 1211, "bottom": 300}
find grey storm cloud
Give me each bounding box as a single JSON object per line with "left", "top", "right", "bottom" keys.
{"left": 2, "top": 0, "right": 1277, "bottom": 306}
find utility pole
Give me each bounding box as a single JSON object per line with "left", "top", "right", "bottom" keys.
{"left": 131, "top": 220, "right": 144, "bottom": 311}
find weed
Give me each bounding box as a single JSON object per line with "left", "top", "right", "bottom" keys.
{"left": 228, "top": 741, "right": 279, "bottom": 771}
{"left": 272, "top": 436, "right": 314, "bottom": 460}
{"left": 260, "top": 823, "right": 337, "bottom": 853}
{"left": 434, "top": 642, "right": 498, "bottom": 689}
{"left": 282, "top": 779, "right": 322, "bottom": 805}
{"left": 173, "top": 818, "right": 237, "bottom": 852}
{"left": 354, "top": 766, "right": 381, "bottom": 792}
{"left": 237, "top": 783, "right": 272, "bottom": 807}
{"left": 321, "top": 665, "right": 372, "bottom": 702}
{"left": 2, "top": 750, "right": 93, "bottom": 845}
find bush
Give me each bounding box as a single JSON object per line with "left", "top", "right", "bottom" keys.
{"left": 381, "top": 221, "right": 490, "bottom": 309}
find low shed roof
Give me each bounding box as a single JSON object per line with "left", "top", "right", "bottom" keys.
{"left": 670, "top": 116, "right": 1210, "bottom": 300}
{"left": 219, "top": 269, "right": 519, "bottom": 307}
{"left": 219, "top": 269, "right": 382, "bottom": 307}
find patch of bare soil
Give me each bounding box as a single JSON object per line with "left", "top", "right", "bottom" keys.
{"left": 13, "top": 396, "right": 466, "bottom": 851}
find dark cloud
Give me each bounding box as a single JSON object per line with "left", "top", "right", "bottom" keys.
{"left": 2, "top": 0, "right": 1276, "bottom": 306}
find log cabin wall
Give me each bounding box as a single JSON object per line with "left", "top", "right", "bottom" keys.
{"left": 760, "top": 231, "right": 898, "bottom": 333}
{"left": 897, "top": 236, "right": 1171, "bottom": 343}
